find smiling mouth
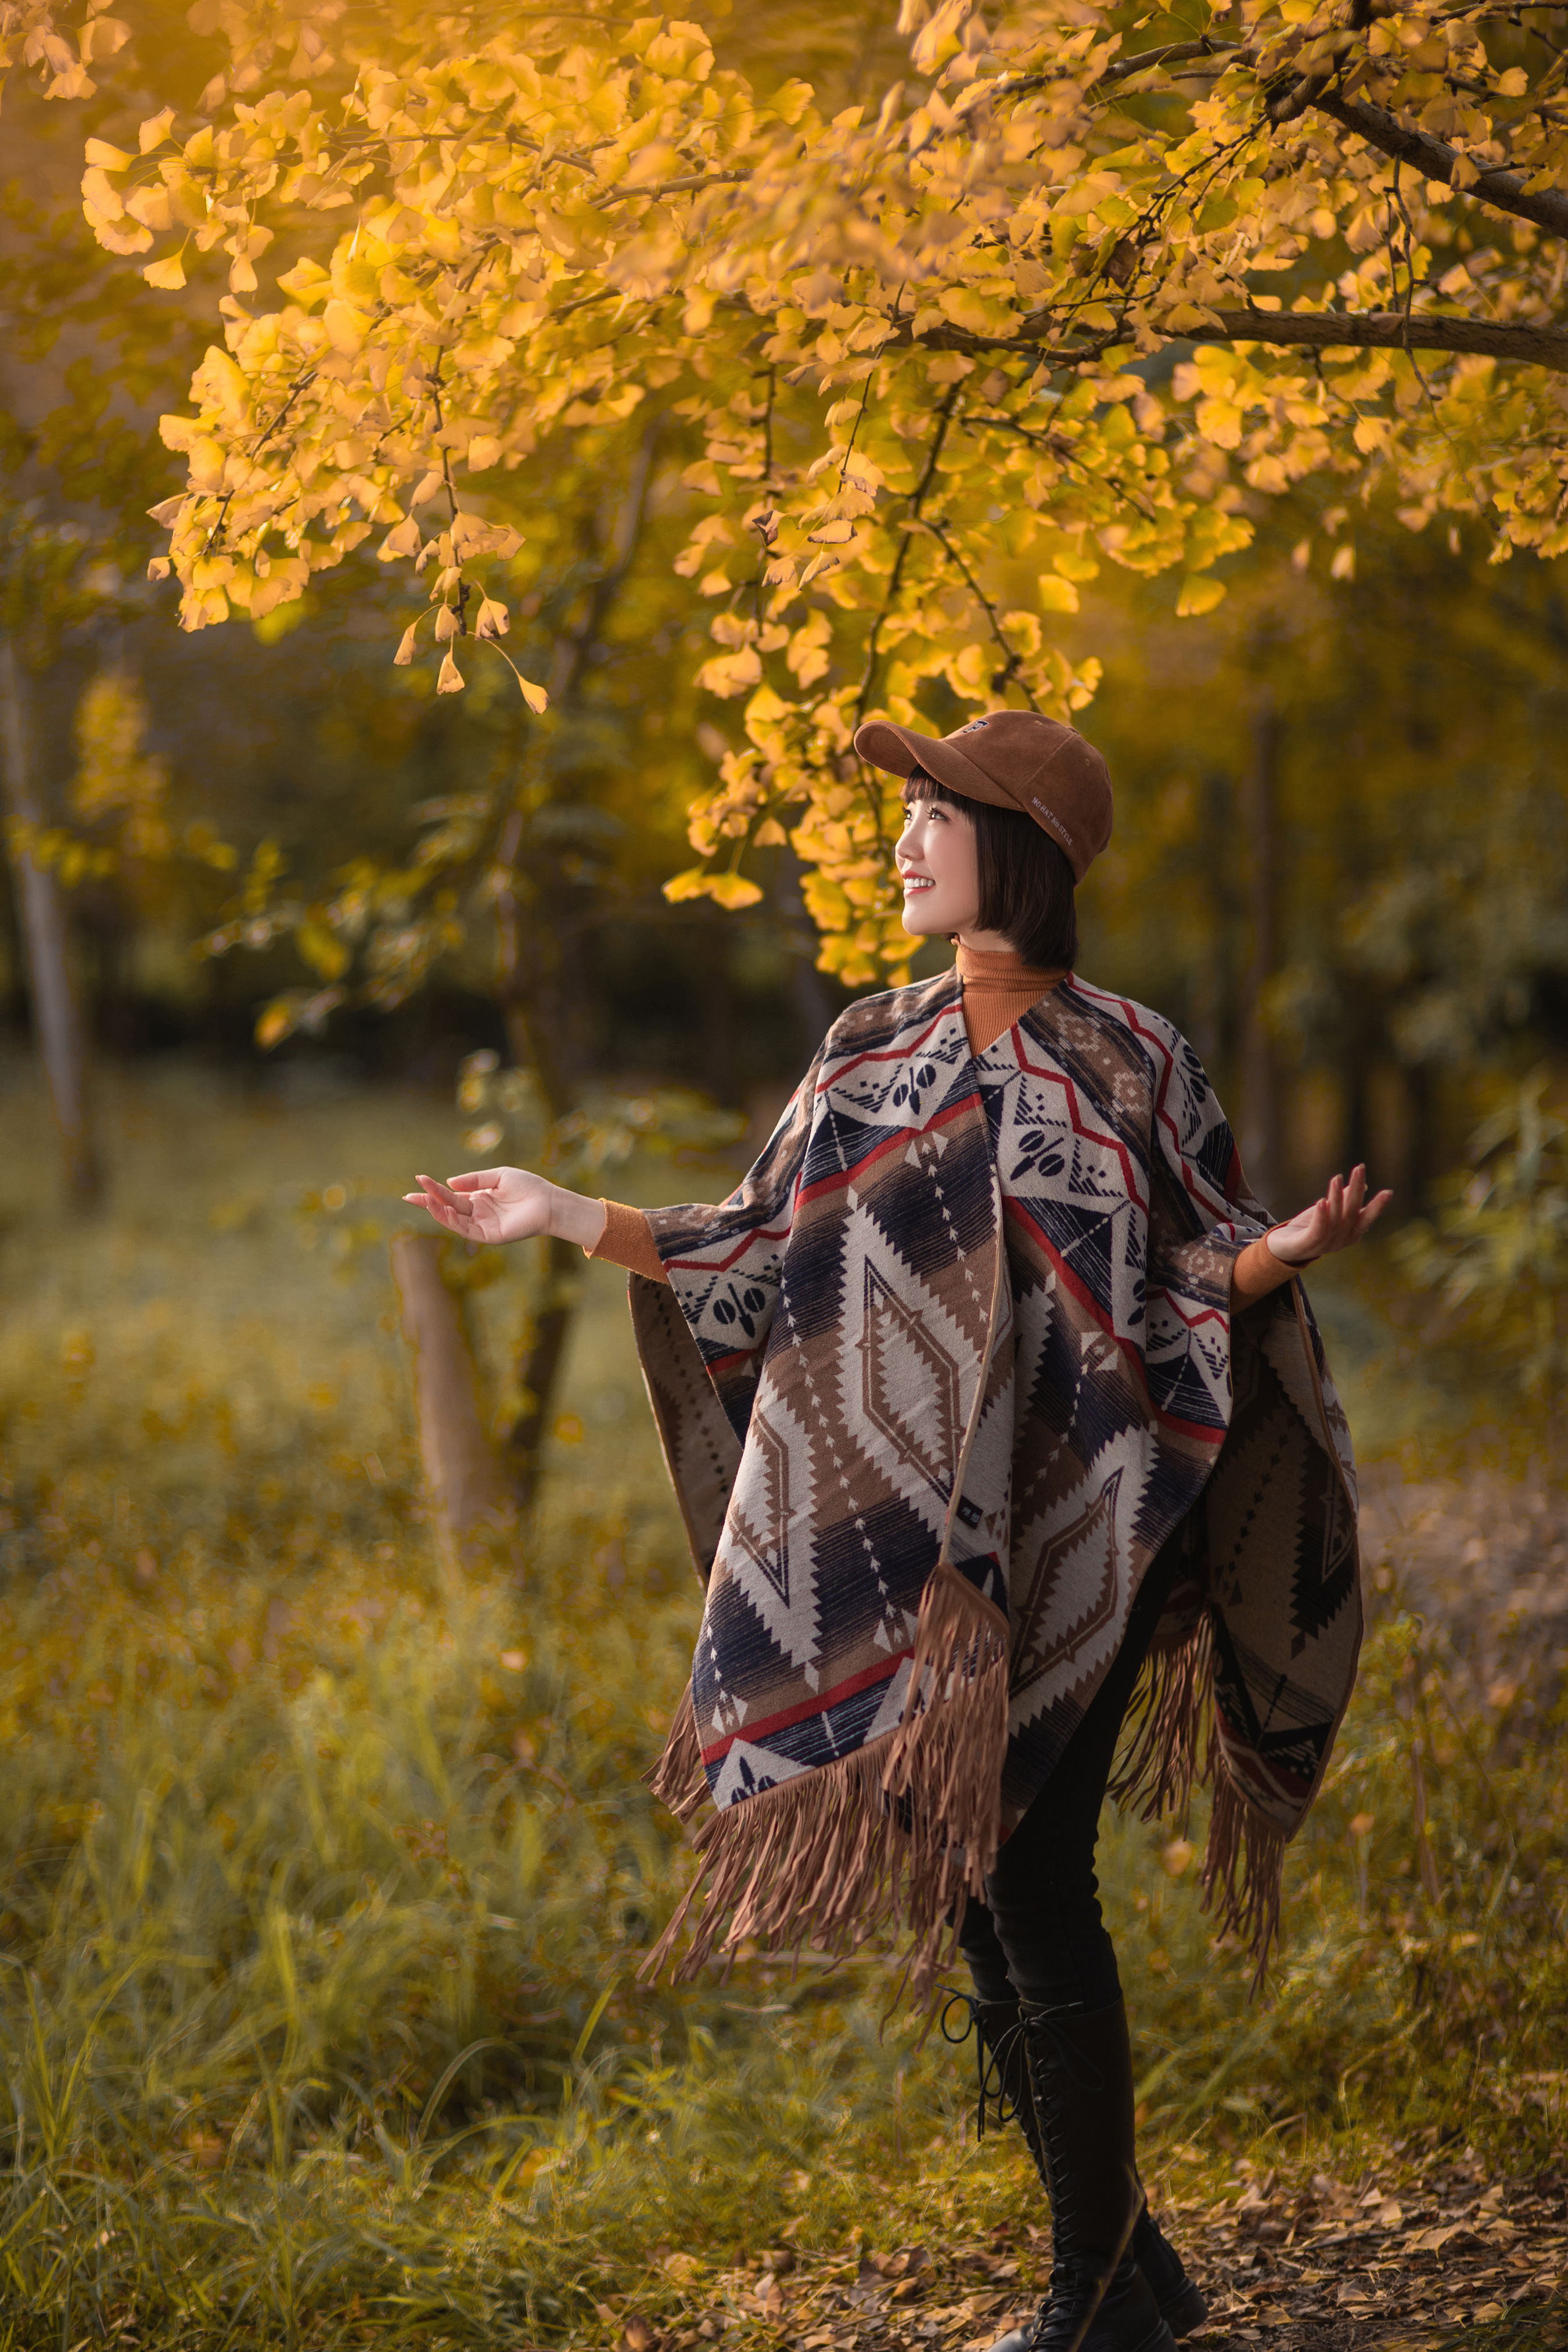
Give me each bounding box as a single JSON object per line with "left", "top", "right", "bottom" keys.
{"left": 901, "top": 873, "right": 933, "bottom": 891}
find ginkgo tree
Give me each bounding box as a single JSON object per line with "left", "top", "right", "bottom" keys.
{"left": 28, "top": 0, "right": 1568, "bottom": 980}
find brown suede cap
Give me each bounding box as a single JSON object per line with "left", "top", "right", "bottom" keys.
{"left": 853, "top": 709, "right": 1113, "bottom": 883}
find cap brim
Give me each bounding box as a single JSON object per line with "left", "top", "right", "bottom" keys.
{"left": 851, "top": 719, "right": 1017, "bottom": 812}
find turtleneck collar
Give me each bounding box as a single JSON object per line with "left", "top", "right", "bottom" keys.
{"left": 954, "top": 941, "right": 1070, "bottom": 992}
{"left": 949, "top": 942, "right": 1069, "bottom": 1055}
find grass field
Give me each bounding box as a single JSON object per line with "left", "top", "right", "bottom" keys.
{"left": 1, "top": 1052, "right": 1563, "bottom": 2348}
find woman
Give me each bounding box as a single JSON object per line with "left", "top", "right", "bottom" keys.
{"left": 408, "top": 710, "right": 1387, "bottom": 2352}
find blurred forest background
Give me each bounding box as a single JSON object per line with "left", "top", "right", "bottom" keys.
{"left": 1, "top": 2, "right": 1566, "bottom": 2346}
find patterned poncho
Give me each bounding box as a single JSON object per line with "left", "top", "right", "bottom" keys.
{"left": 631, "top": 969, "right": 1361, "bottom": 1992}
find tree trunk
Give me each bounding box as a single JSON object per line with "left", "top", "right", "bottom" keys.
{"left": 776, "top": 844, "right": 836, "bottom": 1058}
{"left": 0, "top": 639, "right": 101, "bottom": 1206}
{"left": 1404, "top": 1060, "right": 1440, "bottom": 1209}
{"left": 488, "top": 426, "right": 661, "bottom": 1508}
{"left": 1335, "top": 759, "right": 1375, "bottom": 1190}
{"left": 390, "top": 1231, "right": 512, "bottom": 1571}
{"left": 1342, "top": 1049, "right": 1372, "bottom": 1187}
{"left": 1237, "top": 692, "right": 1283, "bottom": 1209}
{"left": 701, "top": 927, "right": 737, "bottom": 1105}
{"left": 504, "top": 1232, "right": 584, "bottom": 1515}
{"left": 1195, "top": 764, "right": 1244, "bottom": 1086}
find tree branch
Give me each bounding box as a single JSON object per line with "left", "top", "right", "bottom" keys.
{"left": 1186, "top": 304, "right": 1568, "bottom": 368}
{"left": 851, "top": 382, "right": 959, "bottom": 738}
{"left": 1308, "top": 88, "right": 1568, "bottom": 241}
{"left": 1004, "top": 43, "right": 1568, "bottom": 244}
{"left": 886, "top": 303, "right": 1568, "bottom": 373}
{"left": 1001, "top": 37, "right": 1248, "bottom": 99}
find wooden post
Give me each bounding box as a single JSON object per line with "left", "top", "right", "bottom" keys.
{"left": 504, "top": 1232, "right": 582, "bottom": 1514}
{"left": 1237, "top": 690, "right": 1283, "bottom": 1210}
{"left": 0, "top": 639, "right": 101, "bottom": 1207}
{"left": 389, "top": 1231, "right": 512, "bottom": 1570}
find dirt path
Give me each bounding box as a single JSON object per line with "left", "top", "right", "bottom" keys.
{"left": 627, "top": 2166, "right": 1565, "bottom": 2352}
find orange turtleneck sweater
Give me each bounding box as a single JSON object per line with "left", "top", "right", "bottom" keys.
{"left": 590, "top": 945, "right": 1300, "bottom": 1308}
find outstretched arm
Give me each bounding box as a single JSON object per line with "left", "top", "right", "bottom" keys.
{"left": 1231, "top": 1163, "right": 1393, "bottom": 1308}
{"left": 404, "top": 1167, "right": 609, "bottom": 1251}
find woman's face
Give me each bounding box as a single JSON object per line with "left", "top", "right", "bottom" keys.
{"left": 896, "top": 789, "right": 982, "bottom": 940}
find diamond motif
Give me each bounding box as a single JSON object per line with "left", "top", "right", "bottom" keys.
{"left": 717, "top": 1389, "right": 821, "bottom": 1671}
{"left": 729, "top": 1407, "right": 793, "bottom": 1604}
{"left": 1011, "top": 1466, "right": 1125, "bottom": 1701}
{"left": 857, "top": 1258, "right": 961, "bottom": 1499}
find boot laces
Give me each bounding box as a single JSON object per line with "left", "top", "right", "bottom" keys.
{"left": 1017, "top": 2004, "right": 1087, "bottom": 2249}
{"left": 1020, "top": 2001, "right": 1110, "bottom": 2094}
{"left": 937, "top": 1988, "right": 1028, "bottom": 2141}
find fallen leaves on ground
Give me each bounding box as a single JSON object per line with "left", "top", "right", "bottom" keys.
{"left": 606, "top": 2162, "right": 1565, "bottom": 2352}
{"left": 1169, "top": 2159, "right": 1566, "bottom": 2349}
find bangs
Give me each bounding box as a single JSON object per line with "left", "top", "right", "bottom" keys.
{"left": 900, "top": 765, "right": 968, "bottom": 809}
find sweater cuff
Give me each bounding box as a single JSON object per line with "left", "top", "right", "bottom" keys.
{"left": 589, "top": 1199, "right": 670, "bottom": 1285}
{"left": 1231, "top": 1231, "right": 1308, "bottom": 1310}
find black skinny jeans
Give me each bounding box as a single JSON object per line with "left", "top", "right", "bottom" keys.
{"left": 958, "top": 1529, "right": 1184, "bottom": 2015}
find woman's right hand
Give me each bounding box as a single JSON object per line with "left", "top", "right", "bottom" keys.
{"left": 403, "top": 1167, "right": 606, "bottom": 1250}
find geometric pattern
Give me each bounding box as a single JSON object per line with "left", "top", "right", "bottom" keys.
{"left": 631, "top": 963, "right": 1362, "bottom": 1919}
{"left": 723, "top": 1389, "right": 819, "bottom": 1672}
{"left": 1010, "top": 1461, "right": 1130, "bottom": 1710}
{"left": 858, "top": 1258, "right": 962, "bottom": 1502}
{"left": 731, "top": 1407, "right": 796, "bottom": 1605}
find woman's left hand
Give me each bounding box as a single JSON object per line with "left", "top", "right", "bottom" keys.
{"left": 401, "top": 1166, "right": 606, "bottom": 1250}
{"left": 1267, "top": 1164, "right": 1393, "bottom": 1267}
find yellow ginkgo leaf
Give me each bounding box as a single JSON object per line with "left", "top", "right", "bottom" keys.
{"left": 1036, "top": 578, "right": 1078, "bottom": 614}
{"left": 1175, "top": 575, "right": 1226, "bottom": 617}
{"left": 322, "top": 299, "right": 366, "bottom": 356}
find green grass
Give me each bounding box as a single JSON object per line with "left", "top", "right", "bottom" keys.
{"left": 1, "top": 1055, "right": 1563, "bottom": 2346}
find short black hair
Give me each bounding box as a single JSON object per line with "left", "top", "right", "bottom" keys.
{"left": 902, "top": 767, "right": 1078, "bottom": 969}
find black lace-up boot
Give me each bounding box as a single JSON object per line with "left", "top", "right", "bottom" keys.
{"left": 1011, "top": 1998, "right": 1174, "bottom": 2352}
{"left": 942, "top": 1995, "right": 1206, "bottom": 2349}
{"left": 1127, "top": 2211, "right": 1206, "bottom": 2342}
